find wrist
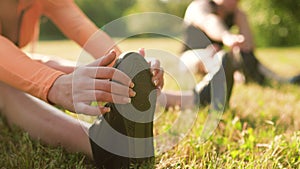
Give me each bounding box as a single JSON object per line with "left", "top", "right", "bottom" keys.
{"left": 47, "top": 75, "right": 66, "bottom": 105}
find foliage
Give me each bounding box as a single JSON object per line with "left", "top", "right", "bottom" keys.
{"left": 75, "top": 0, "right": 135, "bottom": 27}
{"left": 125, "top": 0, "right": 191, "bottom": 18}
{"left": 0, "top": 119, "right": 95, "bottom": 168}
{"left": 122, "top": 0, "right": 191, "bottom": 38}
{"left": 241, "top": 0, "right": 300, "bottom": 47}
{"left": 39, "top": 0, "right": 299, "bottom": 46}
{"left": 39, "top": 0, "right": 135, "bottom": 39}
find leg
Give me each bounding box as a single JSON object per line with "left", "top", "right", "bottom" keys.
{"left": 194, "top": 52, "right": 234, "bottom": 107}
{"left": 0, "top": 82, "right": 92, "bottom": 158}
{"left": 162, "top": 48, "right": 217, "bottom": 109}
{"left": 158, "top": 90, "right": 195, "bottom": 109}
{"left": 240, "top": 51, "right": 300, "bottom": 85}
{"left": 160, "top": 51, "right": 234, "bottom": 109}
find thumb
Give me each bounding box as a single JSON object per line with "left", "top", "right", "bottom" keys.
{"left": 237, "top": 35, "right": 245, "bottom": 43}
{"left": 88, "top": 50, "right": 117, "bottom": 67}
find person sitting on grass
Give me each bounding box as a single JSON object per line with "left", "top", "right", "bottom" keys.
{"left": 161, "top": 0, "right": 300, "bottom": 109}
{"left": 0, "top": 0, "right": 163, "bottom": 166}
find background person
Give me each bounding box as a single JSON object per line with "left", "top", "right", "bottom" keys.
{"left": 161, "top": 0, "right": 300, "bottom": 109}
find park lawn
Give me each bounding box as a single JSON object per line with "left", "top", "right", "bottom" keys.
{"left": 0, "top": 38, "right": 300, "bottom": 168}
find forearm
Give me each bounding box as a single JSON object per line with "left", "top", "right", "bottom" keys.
{"left": 197, "top": 13, "right": 244, "bottom": 49}
{"left": 42, "top": 61, "right": 75, "bottom": 74}
{"left": 38, "top": 59, "right": 75, "bottom": 74}
{"left": 0, "top": 36, "right": 65, "bottom": 101}
{"left": 201, "top": 14, "right": 231, "bottom": 43}
{"left": 235, "top": 10, "right": 255, "bottom": 51}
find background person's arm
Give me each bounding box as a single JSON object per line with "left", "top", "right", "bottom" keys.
{"left": 184, "top": 1, "right": 228, "bottom": 42}
{"left": 234, "top": 9, "right": 255, "bottom": 52}
{"left": 185, "top": 1, "right": 244, "bottom": 49}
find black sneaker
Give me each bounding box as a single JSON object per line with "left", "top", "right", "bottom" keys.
{"left": 89, "top": 52, "right": 157, "bottom": 169}
{"left": 194, "top": 53, "right": 234, "bottom": 109}
{"left": 290, "top": 74, "right": 300, "bottom": 85}
{"left": 240, "top": 51, "right": 265, "bottom": 85}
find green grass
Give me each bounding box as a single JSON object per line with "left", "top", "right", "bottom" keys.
{"left": 1, "top": 38, "right": 300, "bottom": 168}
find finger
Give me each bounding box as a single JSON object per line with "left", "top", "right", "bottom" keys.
{"left": 237, "top": 35, "right": 245, "bottom": 43}
{"left": 94, "top": 90, "right": 131, "bottom": 104}
{"left": 94, "top": 79, "right": 136, "bottom": 97}
{"left": 138, "top": 48, "right": 145, "bottom": 57}
{"left": 152, "top": 68, "right": 164, "bottom": 88}
{"left": 206, "top": 45, "right": 217, "bottom": 58}
{"left": 149, "top": 59, "right": 161, "bottom": 76}
{"left": 88, "top": 50, "right": 117, "bottom": 67}
{"left": 73, "top": 88, "right": 131, "bottom": 103}
{"left": 98, "top": 106, "right": 111, "bottom": 114}
{"left": 85, "top": 67, "right": 134, "bottom": 88}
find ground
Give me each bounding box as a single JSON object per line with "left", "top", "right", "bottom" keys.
{"left": 0, "top": 38, "right": 299, "bottom": 168}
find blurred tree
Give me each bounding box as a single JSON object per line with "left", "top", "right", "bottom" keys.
{"left": 126, "top": 0, "right": 191, "bottom": 17}
{"left": 39, "top": 0, "right": 299, "bottom": 47}
{"left": 124, "top": 0, "right": 191, "bottom": 38}
{"left": 75, "top": 0, "right": 135, "bottom": 27}
{"left": 241, "top": 0, "right": 300, "bottom": 47}
{"left": 39, "top": 0, "right": 135, "bottom": 40}
{"left": 126, "top": 0, "right": 299, "bottom": 46}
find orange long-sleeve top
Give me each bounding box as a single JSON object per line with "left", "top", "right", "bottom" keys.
{"left": 0, "top": 0, "right": 113, "bottom": 102}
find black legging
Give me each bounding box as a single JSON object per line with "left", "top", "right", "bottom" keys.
{"left": 240, "top": 51, "right": 265, "bottom": 84}
{"left": 195, "top": 53, "right": 234, "bottom": 108}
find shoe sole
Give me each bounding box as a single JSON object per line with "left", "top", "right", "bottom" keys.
{"left": 89, "top": 52, "right": 157, "bottom": 168}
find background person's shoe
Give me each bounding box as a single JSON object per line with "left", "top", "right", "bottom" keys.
{"left": 240, "top": 51, "right": 266, "bottom": 85}
{"left": 89, "top": 52, "right": 157, "bottom": 169}
{"left": 290, "top": 74, "right": 300, "bottom": 85}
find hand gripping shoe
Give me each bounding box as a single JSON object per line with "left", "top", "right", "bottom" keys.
{"left": 89, "top": 52, "right": 157, "bottom": 169}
